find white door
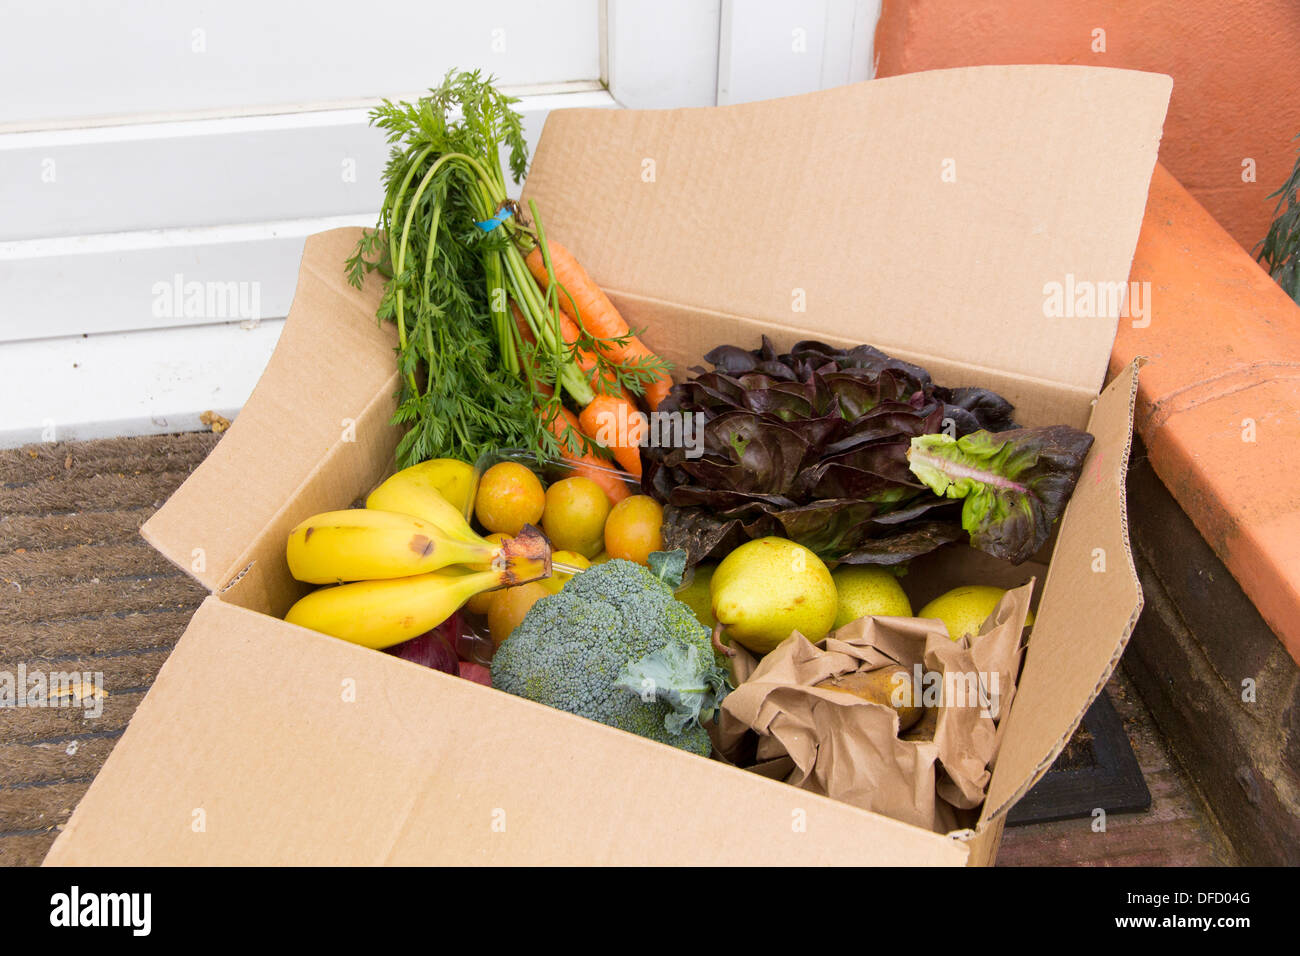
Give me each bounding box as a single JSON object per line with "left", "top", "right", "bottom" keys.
{"left": 0, "top": 0, "right": 877, "bottom": 446}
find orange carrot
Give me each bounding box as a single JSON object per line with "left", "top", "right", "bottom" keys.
{"left": 579, "top": 393, "right": 645, "bottom": 478}
{"left": 516, "top": 304, "right": 641, "bottom": 483}
{"left": 525, "top": 242, "right": 673, "bottom": 410}
{"left": 516, "top": 301, "right": 623, "bottom": 398}
{"left": 623, "top": 340, "right": 673, "bottom": 411}
{"left": 559, "top": 314, "right": 623, "bottom": 397}
{"left": 543, "top": 406, "right": 631, "bottom": 505}
{"left": 511, "top": 301, "right": 535, "bottom": 345}
{"left": 523, "top": 302, "right": 643, "bottom": 477}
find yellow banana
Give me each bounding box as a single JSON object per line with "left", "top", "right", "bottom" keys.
{"left": 366, "top": 459, "right": 476, "bottom": 522}
{"left": 365, "top": 464, "right": 480, "bottom": 544}
{"left": 284, "top": 569, "right": 505, "bottom": 649}
{"left": 288, "top": 507, "right": 553, "bottom": 584}
{"left": 287, "top": 509, "right": 501, "bottom": 584}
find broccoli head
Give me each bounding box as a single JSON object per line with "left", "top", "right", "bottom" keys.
{"left": 489, "top": 558, "right": 727, "bottom": 756}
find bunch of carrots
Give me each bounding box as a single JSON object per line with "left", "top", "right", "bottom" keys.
{"left": 517, "top": 210, "right": 671, "bottom": 501}
{"left": 346, "top": 70, "right": 671, "bottom": 501}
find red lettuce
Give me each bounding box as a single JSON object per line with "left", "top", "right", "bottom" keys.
{"left": 644, "top": 337, "right": 1090, "bottom": 568}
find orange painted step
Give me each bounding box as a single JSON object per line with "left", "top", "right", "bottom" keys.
{"left": 874, "top": 0, "right": 1300, "bottom": 255}
{"left": 1113, "top": 165, "right": 1300, "bottom": 666}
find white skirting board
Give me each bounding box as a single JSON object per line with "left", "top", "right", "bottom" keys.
{"left": 0, "top": 316, "right": 286, "bottom": 448}
{"left": 0, "top": 213, "right": 372, "bottom": 449}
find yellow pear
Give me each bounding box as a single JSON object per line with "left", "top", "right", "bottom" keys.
{"left": 711, "top": 537, "right": 837, "bottom": 655}
{"left": 816, "top": 664, "right": 924, "bottom": 733}
{"left": 831, "top": 565, "right": 912, "bottom": 629}
{"left": 674, "top": 563, "right": 717, "bottom": 630}
{"left": 918, "top": 585, "right": 1034, "bottom": 642}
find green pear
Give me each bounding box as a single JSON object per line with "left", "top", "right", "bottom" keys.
{"left": 674, "top": 563, "right": 717, "bottom": 630}
{"left": 831, "top": 565, "right": 912, "bottom": 628}
{"left": 711, "top": 537, "right": 837, "bottom": 655}
{"left": 918, "top": 585, "right": 1035, "bottom": 642}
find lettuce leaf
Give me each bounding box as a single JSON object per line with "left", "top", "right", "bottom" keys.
{"left": 906, "top": 426, "right": 1095, "bottom": 564}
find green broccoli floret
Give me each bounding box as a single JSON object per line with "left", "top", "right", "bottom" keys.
{"left": 490, "top": 558, "right": 728, "bottom": 756}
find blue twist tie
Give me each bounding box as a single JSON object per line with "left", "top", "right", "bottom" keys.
{"left": 474, "top": 207, "right": 513, "bottom": 233}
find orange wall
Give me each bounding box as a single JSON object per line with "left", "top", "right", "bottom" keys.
{"left": 874, "top": 0, "right": 1300, "bottom": 255}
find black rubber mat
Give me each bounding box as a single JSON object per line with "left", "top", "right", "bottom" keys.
{"left": 1007, "top": 689, "right": 1152, "bottom": 826}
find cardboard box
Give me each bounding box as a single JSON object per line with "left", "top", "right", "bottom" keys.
{"left": 44, "top": 65, "right": 1170, "bottom": 866}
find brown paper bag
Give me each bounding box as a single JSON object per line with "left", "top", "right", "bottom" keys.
{"left": 714, "top": 582, "right": 1033, "bottom": 832}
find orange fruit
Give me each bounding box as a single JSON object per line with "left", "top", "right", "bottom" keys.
{"left": 474, "top": 462, "right": 545, "bottom": 536}
{"left": 488, "top": 581, "right": 550, "bottom": 646}
{"left": 542, "top": 476, "right": 611, "bottom": 558}
{"left": 603, "top": 494, "right": 664, "bottom": 566}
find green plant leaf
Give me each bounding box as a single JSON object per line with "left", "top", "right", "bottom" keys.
{"left": 646, "top": 549, "right": 688, "bottom": 589}
{"left": 614, "top": 642, "right": 732, "bottom": 734}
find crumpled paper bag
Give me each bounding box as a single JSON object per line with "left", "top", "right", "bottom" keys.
{"left": 714, "top": 582, "right": 1033, "bottom": 833}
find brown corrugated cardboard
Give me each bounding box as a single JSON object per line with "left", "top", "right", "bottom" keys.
{"left": 982, "top": 360, "right": 1144, "bottom": 823}
{"left": 44, "top": 65, "right": 1169, "bottom": 866}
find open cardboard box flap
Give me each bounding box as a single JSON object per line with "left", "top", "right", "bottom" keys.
{"left": 139, "top": 234, "right": 400, "bottom": 596}
{"left": 522, "top": 65, "right": 1171, "bottom": 397}
{"left": 48, "top": 65, "right": 1168, "bottom": 865}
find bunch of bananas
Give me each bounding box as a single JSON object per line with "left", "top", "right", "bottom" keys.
{"left": 283, "top": 460, "right": 551, "bottom": 649}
